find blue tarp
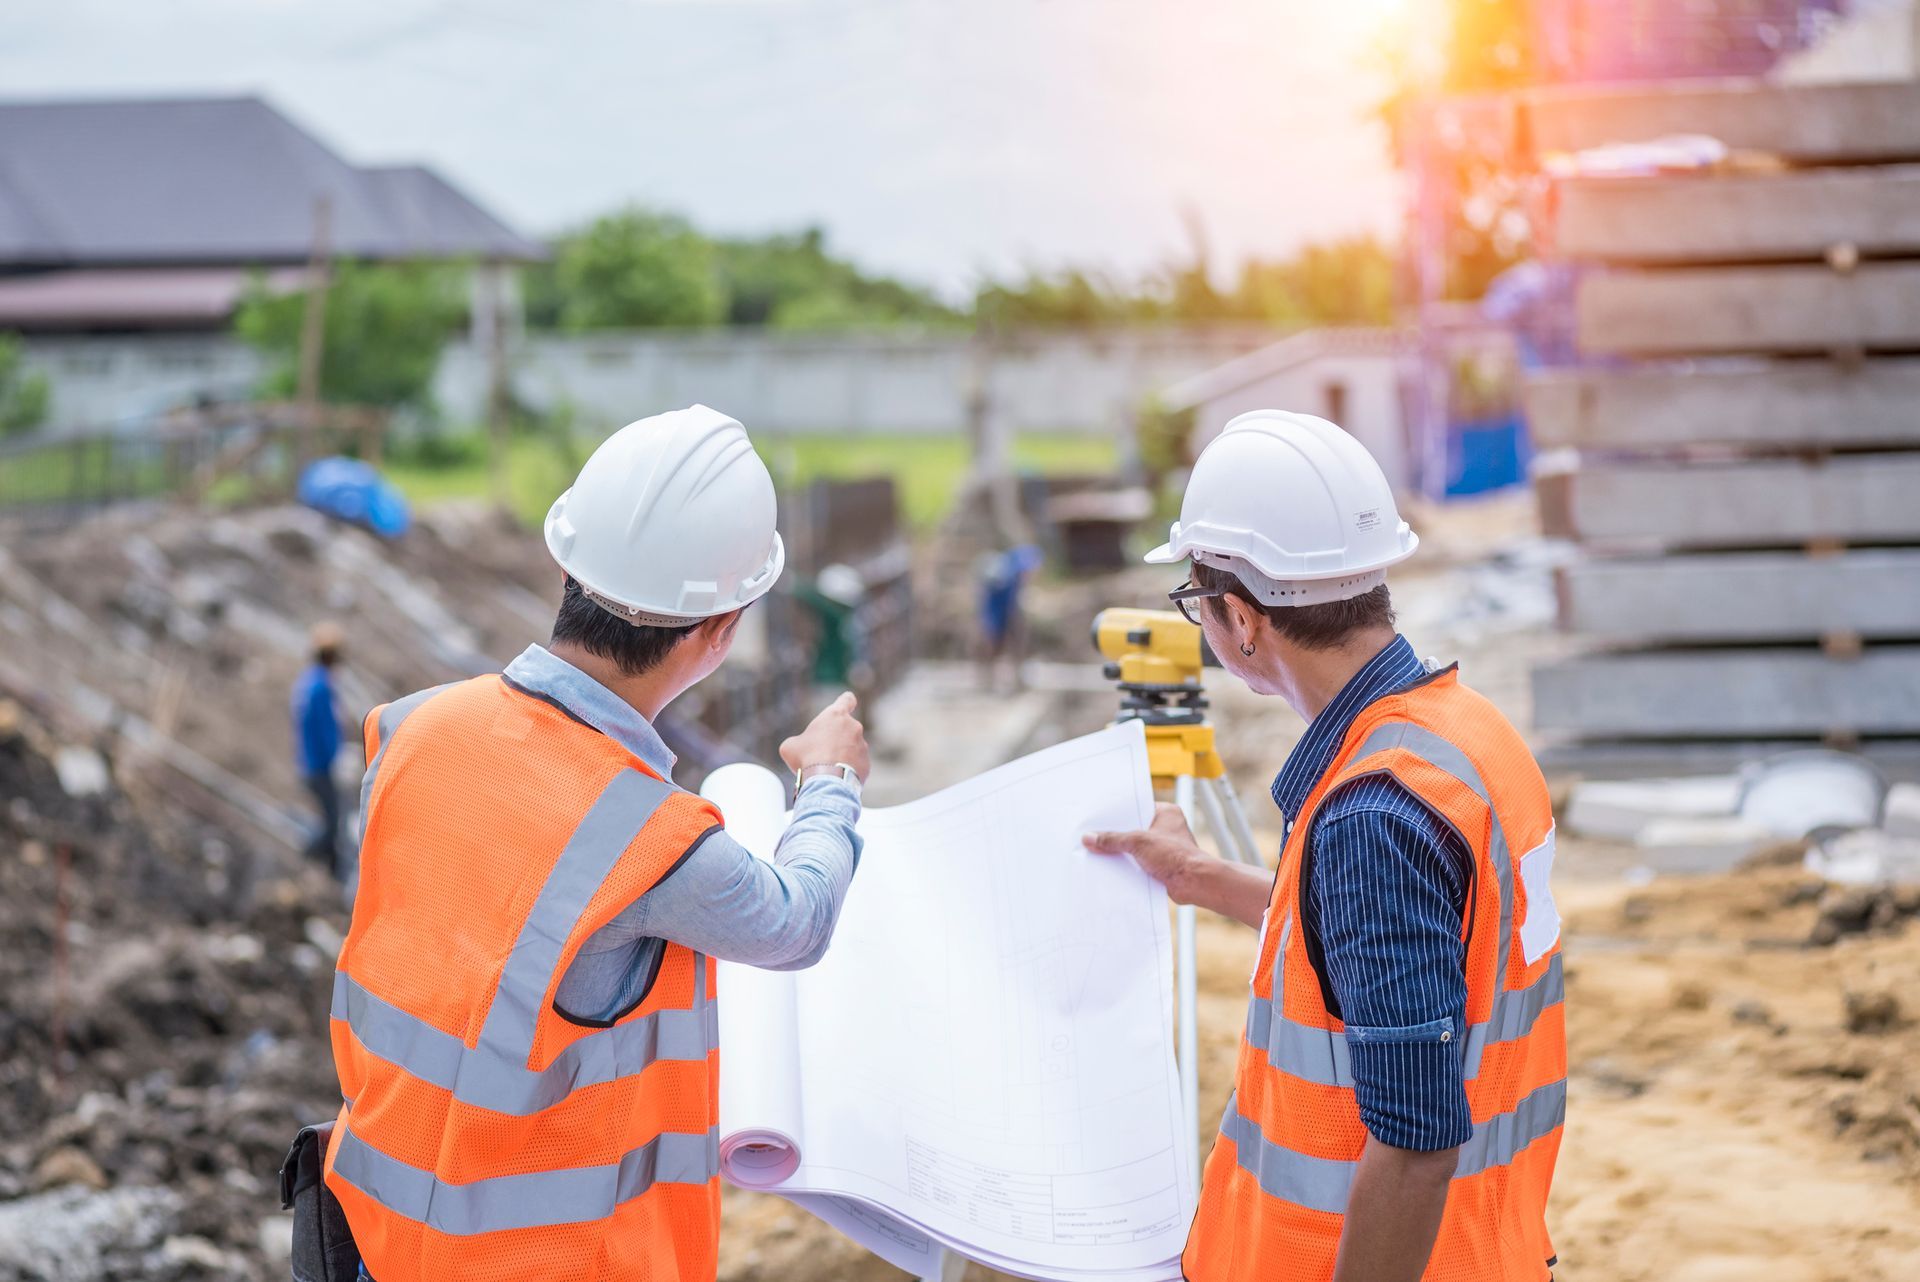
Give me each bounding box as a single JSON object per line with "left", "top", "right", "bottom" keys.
{"left": 1446, "top": 416, "right": 1530, "bottom": 498}
{"left": 296, "top": 456, "right": 410, "bottom": 538}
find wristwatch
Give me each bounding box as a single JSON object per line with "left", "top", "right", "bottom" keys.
{"left": 796, "top": 761, "right": 862, "bottom": 798}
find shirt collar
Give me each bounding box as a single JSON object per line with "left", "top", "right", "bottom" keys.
{"left": 1269, "top": 634, "right": 1430, "bottom": 823}
{"left": 501, "top": 643, "right": 678, "bottom": 780}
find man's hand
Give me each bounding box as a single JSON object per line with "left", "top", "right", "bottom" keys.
{"left": 780, "top": 692, "right": 871, "bottom": 784}
{"left": 1084, "top": 802, "right": 1273, "bottom": 928}
{"left": 1083, "top": 803, "right": 1203, "bottom": 902}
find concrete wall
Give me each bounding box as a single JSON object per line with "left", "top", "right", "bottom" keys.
{"left": 22, "top": 334, "right": 265, "bottom": 431}
{"left": 22, "top": 327, "right": 1280, "bottom": 437}
{"left": 436, "top": 327, "right": 1278, "bottom": 434}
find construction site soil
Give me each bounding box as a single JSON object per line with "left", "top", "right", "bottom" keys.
{"left": 1, "top": 496, "right": 1915, "bottom": 1281}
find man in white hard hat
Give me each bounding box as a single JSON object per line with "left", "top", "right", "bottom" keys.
{"left": 1084, "top": 410, "right": 1564, "bottom": 1282}
{"left": 319, "top": 405, "right": 869, "bottom": 1281}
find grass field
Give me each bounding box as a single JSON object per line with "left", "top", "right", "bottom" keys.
{"left": 382, "top": 430, "right": 1122, "bottom": 530}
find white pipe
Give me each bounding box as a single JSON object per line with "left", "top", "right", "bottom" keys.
{"left": 1174, "top": 773, "right": 1200, "bottom": 1195}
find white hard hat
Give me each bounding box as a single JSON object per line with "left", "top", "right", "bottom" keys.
{"left": 1145, "top": 409, "right": 1417, "bottom": 607}
{"left": 545, "top": 404, "right": 786, "bottom": 625}
{"left": 815, "top": 563, "right": 865, "bottom": 606}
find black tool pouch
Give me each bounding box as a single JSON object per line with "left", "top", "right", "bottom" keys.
{"left": 279, "top": 1121, "right": 363, "bottom": 1282}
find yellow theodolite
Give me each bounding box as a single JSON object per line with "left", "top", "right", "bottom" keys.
{"left": 1091, "top": 607, "right": 1265, "bottom": 1172}
{"left": 1091, "top": 607, "right": 1226, "bottom": 785}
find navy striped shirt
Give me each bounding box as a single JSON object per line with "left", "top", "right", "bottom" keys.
{"left": 1271, "top": 634, "right": 1474, "bottom": 1152}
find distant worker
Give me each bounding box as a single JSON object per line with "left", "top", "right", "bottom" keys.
{"left": 1085, "top": 410, "right": 1564, "bottom": 1282}
{"left": 975, "top": 543, "right": 1042, "bottom": 691}
{"left": 291, "top": 623, "right": 346, "bottom": 877}
{"left": 798, "top": 562, "right": 868, "bottom": 691}
{"left": 320, "top": 406, "right": 870, "bottom": 1281}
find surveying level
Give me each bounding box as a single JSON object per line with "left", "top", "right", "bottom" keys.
{"left": 1092, "top": 608, "right": 1266, "bottom": 1181}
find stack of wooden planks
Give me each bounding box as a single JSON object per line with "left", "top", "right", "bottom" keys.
{"left": 1520, "top": 77, "right": 1920, "bottom": 770}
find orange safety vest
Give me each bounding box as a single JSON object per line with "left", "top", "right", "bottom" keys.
{"left": 1185, "top": 666, "right": 1565, "bottom": 1282}
{"left": 322, "top": 674, "right": 728, "bottom": 1282}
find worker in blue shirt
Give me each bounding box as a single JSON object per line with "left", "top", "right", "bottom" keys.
{"left": 1085, "top": 411, "right": 1563, "bottom": 1282}
{"left": 291, "top": 623, "right": 346, "bottom": 877}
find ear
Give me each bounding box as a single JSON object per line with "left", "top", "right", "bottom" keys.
{"left": 697, "top": 609, "right": 743, "bottom": 649}
{"left": 1220, "top": 593, "right": 1262, "bottom": 649}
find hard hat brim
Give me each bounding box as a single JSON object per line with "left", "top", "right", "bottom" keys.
{"left": 1142, "top": 540, "right": 1180, "bottom": 565}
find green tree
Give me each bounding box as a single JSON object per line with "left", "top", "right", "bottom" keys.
{"left": 234, "top": 260, "right": 463, "bottom": 409}
{"left": 537, "top": 209, "right": 726, "bottom": 331}
{"left": 718, "top": 227, "right": 957, "bottom": 331}
{"left": 1234, "top": 236, "right": 1396, "bottom": 328}
{"left": 0, "top": 333, "right": 50, "bottom": 437}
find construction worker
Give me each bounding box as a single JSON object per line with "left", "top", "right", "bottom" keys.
{"left": 291, "top": 622, "right": 347, "bottom": 877}
{"left": 1084, "top": 410, "right": 1564, "bottom": 1282}
{"left": 321, "top": 405, "right": 870, "bottom": 1281}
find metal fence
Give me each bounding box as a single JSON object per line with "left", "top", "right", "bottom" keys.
{"left": 0, "top": 403, "right": 385, "bottom": 527}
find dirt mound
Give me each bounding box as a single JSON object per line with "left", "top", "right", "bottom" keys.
{"left": 0, "top": 696, "right": 344, "bottom": 1279}
{"left": 0, "top": 502, "right": 557, "bottom": 852}
{"left": 1547, "top": 864, "right": 1920, "bottom": 1279}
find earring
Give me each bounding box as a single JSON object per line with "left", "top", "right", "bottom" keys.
{"left": 1240, "top": 641, "right": 1255, "bottom": 657}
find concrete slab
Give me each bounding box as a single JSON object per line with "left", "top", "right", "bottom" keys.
{"left": 1522, "top": 79, "right": 1920, "bottom": 164}
{"left": 1526, "top": 358, "right": 1920, "bottom": 453}
{"left": 1557, "top": 551, "right": 1920, "bottom": 642}
{"left": 1532, "top": 647, "right": 1920, "bottom": 738}
{"left": 1536, "top": 454, "right": 1920, "bottom": 549}
{"left": 1577, "top": 262, "right": 1920, "bottom": 357}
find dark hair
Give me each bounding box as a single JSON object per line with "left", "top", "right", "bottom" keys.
{"left": 1191, "top": 559, "right": 1395, "bottom": 653}
{"left": 550, "top": 576, "right": 699, "bottom": 677}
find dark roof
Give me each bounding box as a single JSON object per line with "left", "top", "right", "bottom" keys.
{"left": 0, "top": 96, "right": 546, "bottom": 268}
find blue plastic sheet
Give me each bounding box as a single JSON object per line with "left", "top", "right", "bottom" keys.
{"left": 296, "top": 457, "right": 411, "bottom": 538}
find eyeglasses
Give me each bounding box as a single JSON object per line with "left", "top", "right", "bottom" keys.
{"left": 1167, "top": 578, "right": 1229, "bottom": 626}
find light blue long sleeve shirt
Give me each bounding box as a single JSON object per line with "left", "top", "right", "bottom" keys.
{"left": 498, "top": 645, "right": 864, "bottom": 1024}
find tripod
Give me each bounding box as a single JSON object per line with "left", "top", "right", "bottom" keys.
{"left": 1103, "top": 626, "right": 1266, "bottom": 1181}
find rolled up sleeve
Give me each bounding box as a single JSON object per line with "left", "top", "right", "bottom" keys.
{"left": 1307, "top": 786, "right": 1474, "bottom": 1152}
{"left": 554, "top": 778, "right": 863, "bottom": 1020}
{"left": 657, "top": 776, "right": 863, "bottom": 971}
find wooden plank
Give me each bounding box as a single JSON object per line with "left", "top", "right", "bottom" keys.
{"left": 1558, "top": 551, "right": 1920, "bottom": 641}
{"left": 1577, "top": 262, "right": 1920, "bottom": 356}
{"left": 1522, "top": 79, "right": 1920, "bottom": 164}
{"left": 1525, "top": 358, "right": 1920, "bottom": 452}
{"left": 1551, "top": 166, "right": 1920, "bottom": 264}
{"left": 1537, "top": 454, "right": 1920, "bottom": 548}
{"left": 1532, "top": 648, "right": 1920, "bottom": 738}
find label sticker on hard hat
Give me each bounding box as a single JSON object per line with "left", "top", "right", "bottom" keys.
{"left": 1355, "top": 508, "right": 1382, "bottom": 532}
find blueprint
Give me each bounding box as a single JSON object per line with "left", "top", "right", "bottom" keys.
{"left": 707, "top": 722, "right": 1193, "bottom": 1282}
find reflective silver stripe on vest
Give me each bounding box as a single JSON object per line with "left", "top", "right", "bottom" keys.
{"left": 1218, "top": 1090, "right": 1356, "bottom": 1215}
{"left": 330, "top": 1118, "right": 720, "bottom": 1236}
{"left": 330, "top": 954, "right": 718, "bottom": 1116}
{"left": 1245, "top": 988, "right": 1353, "bottom": 1088}
{"left": 1246, "top": 953, "right": 1563, "bottom": 1089}
{"left": 1219, "top": 1076, "right": 1566, "bottom": 1215}
{"left": 356, "top": 682, "right": 461, "bottom": 850}
{"left": 475, "top": 769, "right": 677, "bottom": 1065}
{"left": 334, "top": 768, "right": 721, "bottom": 1115}
{"left": 1454, "top": 1078, "right": 1566, "bottom": 1178}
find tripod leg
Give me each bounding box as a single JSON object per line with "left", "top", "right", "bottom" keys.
{"left": 1173, "top": 775, "right": 1201, "bottom": 1194}
{"left": 1211, "top": 775, "right": 1268, "bottom": 867}
{"left": 1194, "top": 778, "right": 1235, "bottom": 865}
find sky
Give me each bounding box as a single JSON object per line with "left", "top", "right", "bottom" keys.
{"left": 3, "top": 0, "right": 1409, "bottom": 298}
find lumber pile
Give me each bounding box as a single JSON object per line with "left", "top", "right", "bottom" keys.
{"left": 1520, "top": 78, "right": 1920, "bottom": 768}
